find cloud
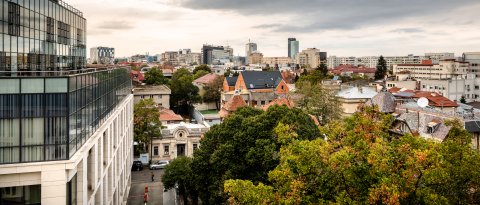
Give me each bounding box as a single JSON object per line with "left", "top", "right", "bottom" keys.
{"left": 97, "top": 21, "right": 135, "bottom": 30}
{"left": 176, "top": 0, "right": 480, "bottom": 32}
{"left": 391, "top": 28, "right": 424, "bottom": 33}
{"left": 252, "top": 24, "right": 282, "bottom": 29}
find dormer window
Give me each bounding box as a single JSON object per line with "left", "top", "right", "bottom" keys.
{"left": 427, "top": 121, "right": 440, "bottom": 134}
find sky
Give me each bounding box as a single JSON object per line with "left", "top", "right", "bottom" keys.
{"left": 67, "top": 0, "right": 480, "bottom": 58}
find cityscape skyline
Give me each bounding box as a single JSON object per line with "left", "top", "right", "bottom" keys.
{"left": 68, "top": 0, "right": 480, "bottom": 58}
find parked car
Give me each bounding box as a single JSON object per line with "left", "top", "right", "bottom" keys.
{"left": 149, "top": 160, "right": 169, "bottom": 170}
{"left": 132, "top": 160, "right": 144, "bottom": 171}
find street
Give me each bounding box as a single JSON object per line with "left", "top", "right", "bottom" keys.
{"left": 128, "top": 167, "right": 177, "bottom": 205}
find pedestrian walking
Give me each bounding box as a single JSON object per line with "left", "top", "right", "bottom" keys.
{"left": 151, "top": 172, "right": 154, "bottom": 182}
{"left": 143, "top": 192, "right": 148, "bottom": 204}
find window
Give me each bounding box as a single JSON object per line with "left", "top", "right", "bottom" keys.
{"left": 140, "top": 95, "right": 145, "bottom": 99}
{"left": 164, "top": 144, "right": 169, "bottom": 155}
{"left": 8, "top": 2, "right": 20, "bottom": 36}
{"left": 57, "top": 21, "right": 71, "bottom": 45}
{"left": 153, "top": 146, "right": 159, "bottom": 156}
{"left": 150, "top": 95, "right": 154, "bottom": 99}
{"left": 193, "top": 144, "right": 198, "bottom": 150}
{"left": 46, "top": 17, "right": 56, "bottom": 43}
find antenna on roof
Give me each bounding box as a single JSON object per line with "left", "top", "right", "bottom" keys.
{"left": 417, "top": 97, "right": 429, "bottom": 108}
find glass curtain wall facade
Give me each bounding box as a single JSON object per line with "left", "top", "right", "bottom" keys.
{"left": 0, "top": 68, "right": 132, "bottom": 164}
{"left": 0, "top": 0, "right": 86, "bottom": 74}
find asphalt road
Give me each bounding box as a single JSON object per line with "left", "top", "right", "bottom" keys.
{"left": 127, "top": 167, "right": 177, "bottom": 205}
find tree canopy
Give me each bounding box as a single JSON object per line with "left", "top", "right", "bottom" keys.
{"left": 225, "top": 108, "right": 480, "bottom": 204}
{"left": 162, "top": 157, "right": 198, "bottom": 204}
{"left": 133, "top": 99, "right": 161, "bottom": 153}
{"left": 144, "top": 67, "right": 168, "bottom": 85}
{"left": 192, "top": 106, "right": 320, "bottom": 204}
{"left": 169, "top": 68, "right": 201, "bottom": 113}
{"left": 193, "top": 70, "right": 209, "bottom": 80}
{"left": 193, "top": 64, "right": 211, "bottom": 75}
{"left": 375, "top": 55, "right": 388, "bottom": 80}
{"left": 202, "top": 75, "right": 224, "bottom": 110}
{"left": 295, "top": 81, "right": 342, "bottom": 125}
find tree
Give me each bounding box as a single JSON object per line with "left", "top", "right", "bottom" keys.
{"left": 202, "top": 75, "right": 224, "bottom": 110}
{"left": 193, "top": 64, "right": 211, "bottom": 75}
{"left": 169, "top": 68, "right": 201, "bottom": 114}
{"left": 225, "top": 108, "right": 480, "bottom": 204}
{"left": 295, "top": 81, "right": 342, "bottom": 124}
{"left": 133, "top": 99, "right": 161, "bottom": 154}
{"left": 375, "top": 55, "right": 388, "bottom": 80}
{"left": 460, "top": 96, "right": 467, "bottom": 104}
{"left": 192, "top": 106, "right": 320, "bottom": 204}
{"left": 145, "top": 67, "right": 168, "bottom": 85}
{"left": 162, "top": 157, "right": 199, "bottom": 205}
{"left": 316, "top": 62, "right": 328, "bottom": 76}
{"left": 193, "top": 70, "right": 209, "bottom": 80}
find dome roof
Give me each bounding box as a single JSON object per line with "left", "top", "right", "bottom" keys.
{"left": 366, "top": 91, "right": 396, "bottom": 113}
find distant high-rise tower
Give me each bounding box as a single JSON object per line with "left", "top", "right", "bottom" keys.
{"left": 245, "top": 40, "right": 257, "bottom": 63}
{"left": 288, "top": 38, "right": 299, "bottom": 59}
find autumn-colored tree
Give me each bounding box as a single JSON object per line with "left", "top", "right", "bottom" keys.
{"left": 225, "top": 107, "right": 480, "bottom": 204}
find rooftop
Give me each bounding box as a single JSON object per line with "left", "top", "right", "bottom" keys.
{"left": 133, "top": 85, "right": 171, "bottom": 95}
{"left": 193, "top": 73, "right": 219, "bottom": 85}
{"left": 160, "top": 109, "right": 184, "bottom": 122}
{"left": 336, "top": 86, "right": 378, "bottom": 99}
{"left": 241, "top": 71, "right": 283, "bottom": 90}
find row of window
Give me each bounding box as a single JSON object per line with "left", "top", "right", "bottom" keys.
{"left": 152, "top": 144, "right": 198, "bottom": 156}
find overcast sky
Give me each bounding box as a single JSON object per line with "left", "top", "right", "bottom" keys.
{"left": 67, "top": 0, "right": 480, "bottom": 58}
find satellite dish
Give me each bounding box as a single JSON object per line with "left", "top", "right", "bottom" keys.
{"left": 417, "top": 97, "right": 429, "bottom": 108}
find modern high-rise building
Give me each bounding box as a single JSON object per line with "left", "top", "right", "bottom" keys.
{"left": 90, "top": 47, "right": 115, "bottom": 65}
{"left": 201, "top": 45, "right": 233, "bottom": 65}
{"left": 245, "top": 41, "right": 257, "bottom": 63}
{"left": 288, "top": 38, "right": 299, "bottom": 59}
{"left": 0, "top": 1, "right": 133, "bottom": 204}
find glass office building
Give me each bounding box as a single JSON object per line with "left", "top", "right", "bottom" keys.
{"left": 0, "top": 0, "right": 132, "bottom": 164}
{"left": 0, "top": 0, "right": 86, "bottom": 73}
{"left": 0, "top": 68, "right": 132, "bottom": 164}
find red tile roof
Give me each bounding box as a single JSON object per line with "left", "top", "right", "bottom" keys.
{"left": 223, "top": 95, "right": 247, "bottom": 112}
{"left": 412, "top": 91, "right": 458, "bottom": 107}
{"left": 262, "top": 98, "right": 294, "bottom": 111}
{"left": 193, "top": 73, "right": 218, "bottom": 85}
{"left": 220, "top": 95, "right": 247, "bottom": 118}
{"left": 130, "top": 70, "right": 145, "bottom": 81}
{"left": 159, "top": 109, "right": 184, "bottom": 122}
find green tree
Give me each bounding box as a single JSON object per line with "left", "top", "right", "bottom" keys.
{"left": 375, "top": 55, "right": 388, "bottom": 80}
{"left": 144, "top": 67, "right": 168, "bottom": 85}
{"left": 133, "top": 99, "right": 161, "bottom": 154}
{"left": 169, "top": 68, "right": 201, "bottom": 113}
{"left": 225, "top": 108, "right": 480, "bottom": 204}
{"left": 193, "top": 64, "right": 211, "bottom": 75}
{"left": 193, "top": 70, "right": 209, "bottom": 80}
{"left": 162, "top": 157, "right": 199, "bottom": 205}
{"left": 202, "top": 75, "right": 224, "bottom": 110}
{"left": 316, "top": 62, "right": 329, "bottom": 76}
{"left": 192, "top": 106, "right": 320, "bottom": 204}
{"left": 460, "top": 96, "right": 467, "bottom": 104}
{"left": 295, "top": 81, "right": 342, "bottom": 124}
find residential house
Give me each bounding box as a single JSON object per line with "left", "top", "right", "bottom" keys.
{"left": 219, "top": 95, "right": 247, "bottom": 119}
{"left": 133, "top": 85, "right": 171, "bottom": 109}
{"left": 160, "top": 109, "right": 184, "bottom": 124}
{"left": 221, "top": 71, "right": 289, "bottom": 109}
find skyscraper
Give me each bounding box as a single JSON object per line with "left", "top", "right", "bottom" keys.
{"left": 0, "top": 1, "right": 133, "bottom": 204}
{"left": 245, "top": 41, "right": 257, "bottom": 63}
{"left": 288, "top": 38, "right": 299, "bottom": 59}
{"left": 201, "top": 45, "right": 233, "bottom": 65}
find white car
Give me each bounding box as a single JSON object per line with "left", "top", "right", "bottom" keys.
{"left": 149, "top": 160, "right": 169, "bottom": 170}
